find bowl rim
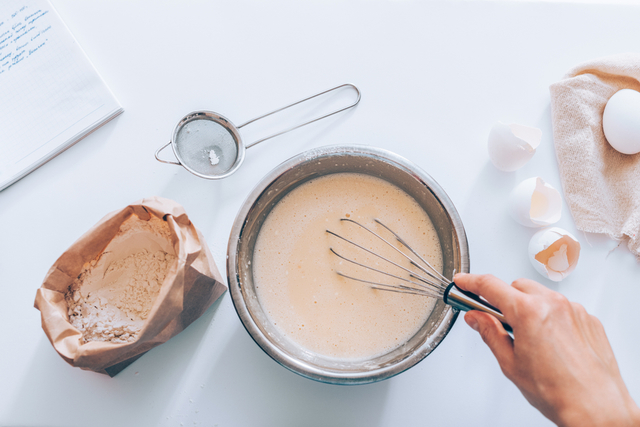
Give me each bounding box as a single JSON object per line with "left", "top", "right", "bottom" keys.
{"left": 226, "top": 144, "right": 470, "bottom": 385}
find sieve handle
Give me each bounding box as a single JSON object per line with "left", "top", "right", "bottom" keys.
{"left": 155, "top": 141, "right": 181, "bottom": 166}
{"left": 238, "top": 83, "right": 361, "bottom": 149}
{"left": 443, "top": 283, "right": 513, "bottom": 334}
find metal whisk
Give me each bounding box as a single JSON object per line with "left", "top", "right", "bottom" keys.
{"left": 327, "top": 218, "right": 512, "bottom": 333}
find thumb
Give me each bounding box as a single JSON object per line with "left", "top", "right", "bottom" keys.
{"left": 465, "top": 311, "right": 514, "bottom": 371}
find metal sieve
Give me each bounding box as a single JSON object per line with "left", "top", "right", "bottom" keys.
{"left": 155, "top": 84, "right": 360, "bottom": 180}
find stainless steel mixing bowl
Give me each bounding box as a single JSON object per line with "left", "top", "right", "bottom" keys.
{"left": 227, "top": 145, "right": 470, "bottom": 385}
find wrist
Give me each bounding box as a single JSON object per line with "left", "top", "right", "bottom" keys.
{"left": 556, "top": 392, "right": 640, "bottom": 427}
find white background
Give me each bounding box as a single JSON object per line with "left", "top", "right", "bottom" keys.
{"left": 1, "top": 1, "right": 640, "bottom": 426}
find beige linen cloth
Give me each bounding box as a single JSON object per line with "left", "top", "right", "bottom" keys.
{"left": 550, "top": 53, "right": 640, "bottom": 257}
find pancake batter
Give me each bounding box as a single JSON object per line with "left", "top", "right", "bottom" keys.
{"left": 253, "top": 173, "right": 443, "bottom": 360}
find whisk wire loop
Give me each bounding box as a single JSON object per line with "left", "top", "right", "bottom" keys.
{"left": 326, "top": 218, "right": 513, "bottom": 334}
{"left": 325, "top": 229, "right": 438, "bottom": 288}
{"left": 326, "top": 219, "right": 449, "bottom": 296}
{"left": 329, "top": 248, "right": 444, "bottom": 296}
{"left": 339, "top": 219, "right": 449, "bottom": 286}
{"left": 335, "top": 272, "right": 441, "bottom": 298}
{"left": 373, "top": 218, "right": 449, "bottom": 284}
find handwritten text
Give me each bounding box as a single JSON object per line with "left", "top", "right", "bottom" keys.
{"left": 0, "top": 4, "right": 51, "bottom": 75}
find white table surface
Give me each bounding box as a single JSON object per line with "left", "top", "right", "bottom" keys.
{"left": 2, "top": 1, "right": 640, "bottom": 426}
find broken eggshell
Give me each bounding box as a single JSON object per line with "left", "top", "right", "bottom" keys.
{"left": 488, "top": 122, "right": 542, "bottom": 172}
{"left": 528, "top": 228, "right": 581, "bottom": 282}
{"left": 508, "top": 177, "right": 562, "bottom": 227}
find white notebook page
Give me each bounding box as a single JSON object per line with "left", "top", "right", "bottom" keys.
{"left": 0, "top": 0, "right": 122, "bottom": 191}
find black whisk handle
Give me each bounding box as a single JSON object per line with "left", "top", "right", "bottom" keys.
{"left": 443, "top": 283, "right": 513, "bottom": 334}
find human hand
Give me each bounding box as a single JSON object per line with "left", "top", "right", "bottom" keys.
{"left": 454, "top": 273, "right": 640, "bottom": 427}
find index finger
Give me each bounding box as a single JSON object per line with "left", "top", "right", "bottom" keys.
{"left": 453, "top": 273, "right": 521, "bottom": 315}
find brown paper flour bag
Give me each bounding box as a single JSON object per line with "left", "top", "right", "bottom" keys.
{"left": 34, "top": 197, "right": 227, "bottom": 376}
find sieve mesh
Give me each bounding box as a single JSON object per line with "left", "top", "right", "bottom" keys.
{"left": 174, "top": 118, "right": 239, "bottom": 176}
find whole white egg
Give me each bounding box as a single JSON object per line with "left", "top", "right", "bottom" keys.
{"left": 602, "top": 89, "right": 640, "bottom": 155}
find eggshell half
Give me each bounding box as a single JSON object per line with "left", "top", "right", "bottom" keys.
{"left": 528, "top": 228, "right": 580, "bottom": 282}
{"left": 508, "top": 177, "right": 562, "bottom": 227}
{"left": 488, "top": 122, "right": 541, "bottom": 172}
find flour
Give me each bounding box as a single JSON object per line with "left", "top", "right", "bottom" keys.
{"left": 209, "top": 149, "right": 220, "bottom": 165}
{"left": 66, "top": 215, "right": 176, "bottom": 343}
